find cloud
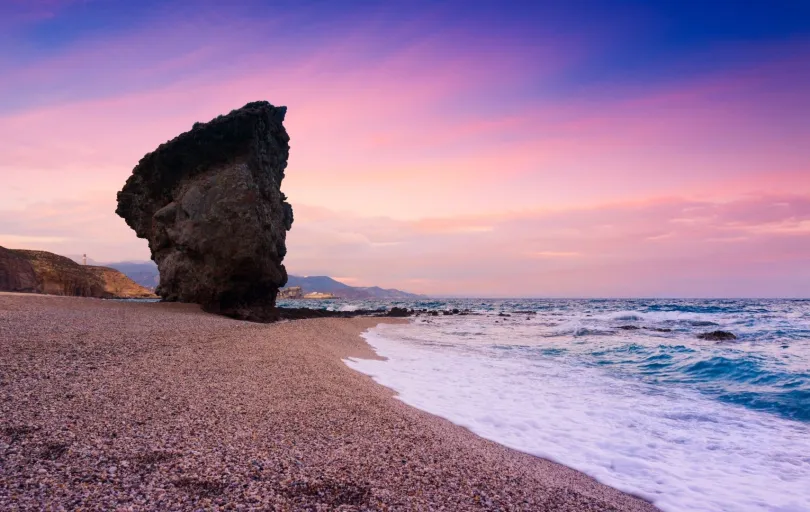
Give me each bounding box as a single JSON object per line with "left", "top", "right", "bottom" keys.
{"left": 1, "top": 190, "right": 808, "bottom": 297}
{"left": 0, "top": 3, "right": 808, "bottom": 297}
{"left": 0, "top": 194, "right": 149, "bottom": 262}
{"left": 280, "top": 194, "right": 810, "bottom": 297}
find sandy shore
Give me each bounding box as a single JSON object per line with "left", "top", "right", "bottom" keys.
{"left": 0, "top": 293, "right": 657, "bottom": 511}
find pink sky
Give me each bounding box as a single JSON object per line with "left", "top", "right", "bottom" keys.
{"left": 1, "top": 3, "right": 809, "bottom": 297}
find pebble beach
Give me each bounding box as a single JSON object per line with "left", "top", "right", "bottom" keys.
{"left": 0, "top": 293, "right": 657, "bottom": 511}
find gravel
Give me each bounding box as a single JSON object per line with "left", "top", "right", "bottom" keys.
{"left": 0, "top": 292, "right": 658, "bottom": 511}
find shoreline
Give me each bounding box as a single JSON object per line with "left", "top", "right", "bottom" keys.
{"left": 0, "top": 293, "right": 656, "bottom": 510}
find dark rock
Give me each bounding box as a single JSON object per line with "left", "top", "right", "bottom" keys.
{"left": 697, "top": 330, "right": 737, "bottom": 341}
{"left": 452, "top": 308, "right": 460, "bottom": 314}
{"left": 387, "top": 307, "right": 412, "bottom": 317}
{"left": 498, "top": 312, "right": 511, "bottom": 317}
{"left": 442, "top": 310, "right": 452, "bottom": 315}
{"left": 271, "top": 307, "right": 404, "bottom": 321}
{"left": 0, "top": 246, "right": 38, "bottom": 293}
{"left": 647, "top": 327, "right": 673, "bottom": 333}
{"left": 116, "top": 101, "right": 293, "bottom": 319}
{"left": 430, "top": 311, "right": 439, "bottom": 316}
{"left": 617, "top": 325, "right": 640, "bottom": 330}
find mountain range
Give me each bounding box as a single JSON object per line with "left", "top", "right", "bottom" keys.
{"left": 69, "top": 258, "right": 423, "bottom": 299}
{"left": 284, "top": 275, "right": 424, "bottom": 299}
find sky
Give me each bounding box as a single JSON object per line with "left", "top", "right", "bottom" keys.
{"left": 0, "top": 0, "right": 809, "bottom": 297}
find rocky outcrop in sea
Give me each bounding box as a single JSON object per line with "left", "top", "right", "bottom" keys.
{"left": 116, "top": 101, "right": 293, "bottom": 320}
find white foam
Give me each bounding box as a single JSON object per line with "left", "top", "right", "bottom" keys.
{"left": 345, "top": 323, "right": 810, "bottom": 512}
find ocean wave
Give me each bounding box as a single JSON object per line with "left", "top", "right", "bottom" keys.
{"left": 348, "top": 322, "right": 810, "bottom": 512}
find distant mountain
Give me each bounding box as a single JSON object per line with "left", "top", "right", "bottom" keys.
{"left": 99, "top": 262, "right": 423, "bottom": 299}
{"left": 285, "top": 275, "right": 423, "bottom": 299}
{"left": 105, "top": 261, "right": 160, "bottom": 290}
{"left": 285, "top": 275, "right": 353, "bottom": 293}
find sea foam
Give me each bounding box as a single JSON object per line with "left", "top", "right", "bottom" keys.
{"left": 345, "top": 319, "right": 810, "bottom": 512}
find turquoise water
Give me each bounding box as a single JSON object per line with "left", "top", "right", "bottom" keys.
{"left": 302, "top": 298, "right": 810, "bottom": 511}
{"left": 281, "top": 298, "right": 810, "bottom": 423}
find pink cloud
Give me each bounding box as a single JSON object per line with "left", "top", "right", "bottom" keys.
{"left": 2, "top": 194, "right": 808, "bottom": 296}
{"left": 0, "top": 10, "right": 808, "bottom": 296}
{"left": 280, "top": 194, "right": 810, "bottom": 296}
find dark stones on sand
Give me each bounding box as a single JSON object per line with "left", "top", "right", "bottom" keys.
{"left": 617, "top": 325, "right": 640, "bottom": 330}
{"left": 697, "top": 330, "right": 737, "bottom": 341}
{"left": 269, "top": 307, "right": 413, "bottom": 320}
{"left": 116, "top": 101, "right": 293, "bottom": 320}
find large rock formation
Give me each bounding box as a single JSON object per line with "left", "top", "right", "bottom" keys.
{"left": 115, "top": 101, "right": 293, "bottom": 319}
{"left": 0, "top": 247, "right": 155, "bottom": 299}
{"left": 0, "top": 246, "right": 38, "bottom": 293}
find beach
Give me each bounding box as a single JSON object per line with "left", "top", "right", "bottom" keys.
{"left": 0, "top": 293, "right": 656, "bottom": 511}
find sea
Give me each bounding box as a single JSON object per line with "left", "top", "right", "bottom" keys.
{"left": 278, "top": 297, "right": 810, "bottom": 512}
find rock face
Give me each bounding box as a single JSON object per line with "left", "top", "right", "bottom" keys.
{"left": 115, "top": 101, "right": 293, "bottom": 319}
{"left": 277, "top": 286, "right": 303, "bottom": 299}
{"left": 0, "top": 247, "right": 155, "bottom": 298}
{"left": 0, "top": 246, "right": 38, "bottom": 293}
{"left": 14, "top": 249, "right": 106, "bottom": 297}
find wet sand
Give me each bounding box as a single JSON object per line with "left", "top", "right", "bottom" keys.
{"left": 0, "top": 293, "right": 657, "bottom": 511}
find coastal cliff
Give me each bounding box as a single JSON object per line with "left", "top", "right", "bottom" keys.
{"left": 116, "top": 101, "right": 293, "bottom": 320}
{"left": 0, "top": 246, "right": 38, "bottom": 293}
{"left": 0, "top": 247, "right": 155, "bottom": 299}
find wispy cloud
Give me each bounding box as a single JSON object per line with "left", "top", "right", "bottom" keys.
{"left": 0, "top": 2, "right": 807, "bottom": 296}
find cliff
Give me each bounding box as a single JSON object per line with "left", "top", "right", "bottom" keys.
{"left": 85, "top": 266, "right": 159, "bottom": 299}
{"left": 0, "top": 246, "right": 38, "bottom": 293}
{"left": 0, "top": 247, "right": 156, "bottom": 299}
{"left": 277, "top": 286, "right": 303, "bottom": 299}
{"left": 116, "top": 101, "right": 293, "bottom": 320}
{"left": 13, "top": 249, "right": 107, "bottom": 297}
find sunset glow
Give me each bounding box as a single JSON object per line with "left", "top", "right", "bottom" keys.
{"left": 1, "top": 0, "right": 808, "bottom": 296}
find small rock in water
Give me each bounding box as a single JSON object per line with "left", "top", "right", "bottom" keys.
{"left": 617, "top": 325, "right": 640, "bottom": 330}
{"left": 697, "top": 330, "right": 737, "bottom": 341}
